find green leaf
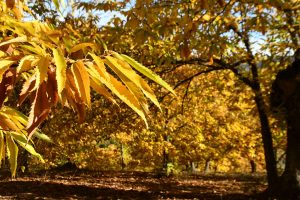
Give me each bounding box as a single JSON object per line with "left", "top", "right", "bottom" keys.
{"left": 32, "top": 131, "right": 53, "bottom": 143}
{"left": 6, "top": 135, "right": 18, "bottom": 178}
{"left": 10, "top": 132, "right": 44, "bottom": 162}
{"left": 53, "top": 48, "right": 67, "bottom": 99}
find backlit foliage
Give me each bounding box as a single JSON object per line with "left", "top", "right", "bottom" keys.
{"left": 0, "top": 0, "right": 174, "bottom": 176}
{"left": 1, "top": 0, "right": 298, "bottom": 178}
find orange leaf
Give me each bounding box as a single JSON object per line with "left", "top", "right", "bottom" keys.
{"left": 26, "top": 82, "right": 50, "bottom": 139}
{"left": 6, "top": 0, "right": 15, "bottom": 8}
{"left": 18, "top": 75, "right": 36, "bottom": 106}
{"left": 46, "top": 66, "right": 59, "bottom": 106}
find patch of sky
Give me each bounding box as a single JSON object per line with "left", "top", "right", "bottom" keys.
{"left": 24, "top": 0, "right": 129, "bottom": 27}
{"left": 69, "top": 1, "right": 128, "bottom": 27}
{"left": 249, "top": 31, "right": 267, "bottom": 55}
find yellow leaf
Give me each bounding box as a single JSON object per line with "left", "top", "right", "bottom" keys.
{"left": 53, "top": 0, "right": 60, "bottom": 10}
{"left": 0, "top": 111, "right": 24, "bottom": 131}
{"left": 1, "top": 106, "right": 28, "bottom": 126}
{"left": 202, "top": 14, "right": 211, "bottom": 21}
{"left": 53, "top": 48, "right": 67, "bottom": 99}
{"left": 89, "top": 54, "right": 148, "bottom": 127}
{"left": 0, "top": 60, "right": 15, "bottom": 83}
{"left": 112, "top": 53, "right": 161, "bottom": 110}
{"left": 89, "top": 75, "right": 117, "bottom": 104}
{"left": 70, "top": 43, "right": 95, "bottom": 53}
{"left": 35, "top": 56, "right": 49, "bottom": 87}
{"left": 120, "top": 54, "right": 176, "bottom": 95}
{"left": 17, "top": 55, "right": 36, "bottom": 73}
{"left": 105, "top": 56, "right": 149, "bottom": 113}
{"left": 0, "top": 36, "right": 27, "bottom": 47}
{"left": 71, "top": 61, "right": 91, "bottom": 107}
{"left": 107, "top": 73, "right": 148, "bottom": 127}
{"left": 26, "top": 82, "right": 50, "bottom": 139}
{"left": 64, "top": 81, "right": 86, "bottom": 122}
{"left": 0, "top": 51, "right": 6, "bottom": 58}
{"left": 20, "top": 44, "right": 45, "bottom": 56}
{"left": 18, "top": 74, "right": 36, "bottom": 106}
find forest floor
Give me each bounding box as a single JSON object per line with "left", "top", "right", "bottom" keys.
{"left": 0, "top": 169, "right": 268, "bottom": 200}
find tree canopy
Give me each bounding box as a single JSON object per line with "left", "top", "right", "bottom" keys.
{"left": 0, "top": 0, "right": 300, "bottom": 199}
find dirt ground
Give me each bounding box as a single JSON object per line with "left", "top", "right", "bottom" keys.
{"left": 0, "top": 170, "right": 267, "bottom": 200}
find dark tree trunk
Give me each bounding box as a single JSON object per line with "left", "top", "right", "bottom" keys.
{"left": 250, "top": 160, "right": 256, "bottom": 173}
{"left": 254, "top": 88, "right": 279, "bottom": 191}
{"left": 271, "top": 50, "right": 300, "bottom": 199}
{"left": 242, "top": 38, "right": 279, "bottom": 190}
{"left": 120, "top": 143, "right": 125, "bottom": 171}
{"left": 162, "top": 134, "right": 170, "bottom": 175}
{"left": 278, "top": 113, "right": 300, "bottom": 199}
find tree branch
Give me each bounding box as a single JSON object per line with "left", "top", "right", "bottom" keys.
{"left": 158, "top": 67, "right": 227, "bottom": 102}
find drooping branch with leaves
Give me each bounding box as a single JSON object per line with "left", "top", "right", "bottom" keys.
{"left": 0, "top": 1, "right": 174, "bottom": 177}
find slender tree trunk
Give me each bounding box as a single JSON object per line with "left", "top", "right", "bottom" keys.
{"left": 120, "top": 143, "right": 125, "bottom": 171}
{"left": 250, "top": 160, "right": 256, "bottom": 173}
{"left": 204, "top": 159, "right": 210, "bottom": 174}
{"left": 161, "top": 109, "right": 170, "bottom": 175}
{"left": 233, "top": 29, "right": 279, "bottom": 190}
{"left": 254, "top": 90, "right": 278, "bottom": 190}
{"left": 190, "top": 161, "right": 196, "bottom": 173}
{"left": 162, "top": 134, "right": 170, "bottom": 173}
{"left": 214, "top": 165, "right": 218, "bottom": 172}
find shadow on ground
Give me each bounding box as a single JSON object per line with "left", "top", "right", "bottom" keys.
{"left": 0, "top": 171, "right": 267, "bottom": 199}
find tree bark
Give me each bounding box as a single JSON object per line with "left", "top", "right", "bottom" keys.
{"left": 204, "top": 159, "right": 210, "bottom": 174}
{"left": 271, "top": 50, "right": 300, "bottom": 199}
{"left": 233, "top": 28, "right": 279, "bottom": 190}
{"left": 278, "top": 111, "right": 300, "bottom": 199}
{"left": 254, "top": 90, "right": 279, "bottom": 190}
{"left": 120, "top": 143, "right": 125, "bottom": 171}
{"left": 250, "top": 160, "right": 256, "bottom": 173}
{"left": 190, "top": 161, "right": 196, "bottom": 173}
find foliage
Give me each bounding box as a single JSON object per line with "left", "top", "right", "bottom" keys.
{"left": 1, "top": 1, "right": 298, "bottom": 191}
{"left": 31, "top": 70, "right": 270, "bottom": 174}
{"left": 0, "top": 1, "right": 174, "bottom": 176}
